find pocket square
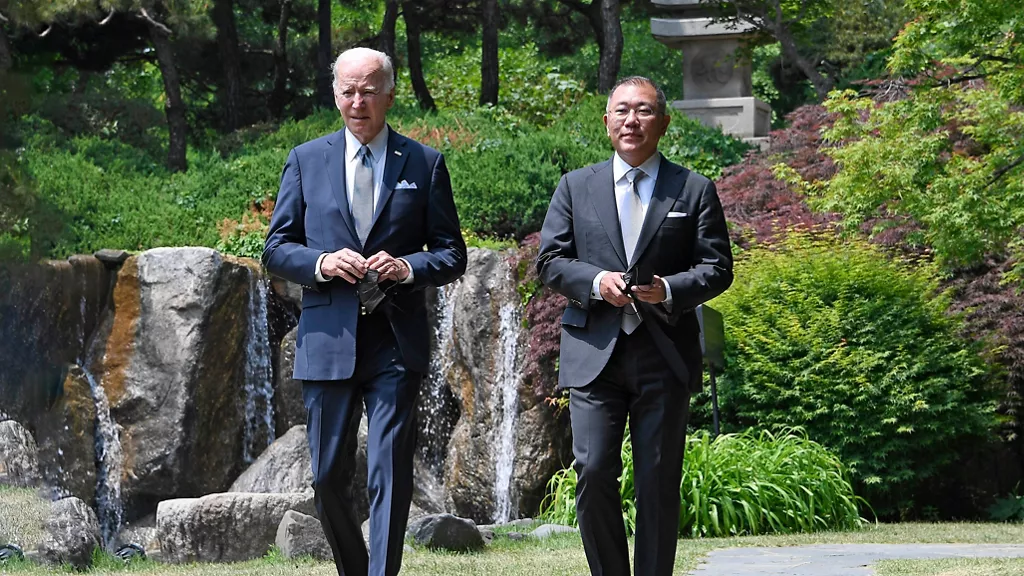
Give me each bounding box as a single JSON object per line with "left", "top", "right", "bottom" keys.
{"left": 667, "top": 211, "right": 688, "bottom": 218}
{"left": 395, "top": 180, "right": 418, "bottom": 189}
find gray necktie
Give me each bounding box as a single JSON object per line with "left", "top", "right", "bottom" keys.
{"left": 622, "top": 168, "right": 645, "bottom": 334}
{"left": 352, "top": 145, "right": 374, "bottom": 246}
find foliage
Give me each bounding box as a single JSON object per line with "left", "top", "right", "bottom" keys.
{"left": 716, "top": 105, "right": 837, "bottom": 249}
{"left": 706, "top": 232, "right": 998, "bottom": 518}
{"left": 988, "top": 485, "right": 1024, "bottom": 523}
{"left": 539, "top": 428, "right": 864, "bottom": 537}
{"left": 796, "top": 87, "right": 1024, "bottom": 273}
{"left": 0, "top": 151, "right": 67, "bottom": 263}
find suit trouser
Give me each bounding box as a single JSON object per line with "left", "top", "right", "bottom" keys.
{"left": 302, "top": 313, "right": 421, "bottom": 576}
{"left": 569, "top": 324, "right": 692, "bottom": 576}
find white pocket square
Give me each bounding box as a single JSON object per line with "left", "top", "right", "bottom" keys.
{"left": 395, "top": 180, "right": 417, "bottom": 189}
{"left": 667, "top": 211, "right": 688, "bottom": 218}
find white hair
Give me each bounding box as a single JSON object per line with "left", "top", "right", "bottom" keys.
{"left": 332, "top": 47, "right": 395, "bottom": 94}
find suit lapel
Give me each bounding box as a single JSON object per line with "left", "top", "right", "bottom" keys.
{"left": 587, "top": 161, "right": 628, "bottom": 269}
{"left": 630, "top": 156, "right": 687, "bottom": 268}
{"left": 325, "top": 129, "right": 359, "bottom": 242}
{"left": 371, "top": 127, "right": 408, "bottom": 231}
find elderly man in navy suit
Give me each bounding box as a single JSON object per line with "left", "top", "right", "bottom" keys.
{"left": 263, "top": 47, "right": 466, "bottom": 576}
{"left": 537, "top": 76, "right": 733, "bottom": 575}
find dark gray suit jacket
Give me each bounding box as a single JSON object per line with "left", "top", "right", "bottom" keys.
{"left": 537, "top": 155, "right": 733, "bottom": 393}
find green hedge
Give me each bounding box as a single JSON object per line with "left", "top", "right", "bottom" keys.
{"left": 704, "top": 231, "right": 999, "bottom": 518}
{"left": 539, "top": 428, "right": 863, "bottom": 537}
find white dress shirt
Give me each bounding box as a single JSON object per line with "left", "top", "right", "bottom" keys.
{"left": 315, "top": 126, "right": 413, "bottom": 283}
{"left": 590, "top": 152, "right": 673, "bottom": 306}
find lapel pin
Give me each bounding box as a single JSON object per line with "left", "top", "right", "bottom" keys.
{"left": 394, "top": 150, "right": 402, "bottom": 156}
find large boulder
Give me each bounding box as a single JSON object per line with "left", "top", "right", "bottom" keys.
{"left": 0, "top": 420, "right": 41, "bottom": 487}
{"left": 273, "top": 328, "right": 305, "bottom": 434}
{"left": 275, "top": 510, "right": 331, "bottom": 560}
{"left": 99, "top": 248, "right": 273, "bottom": 513}
{"left": 33, "top": 366, "right": 97, "bottom": 503}
{"left": 442, "top": 248, "right": 568, "bottom": 523}
{"left": 156, "top": 492, "right": 314, "bottom": 563}
{"left": 230, "top": 425, "right": 312, "bottom": 494}
{"left": 37, "top": 497, "right": 101, "bottom": 569}
{"left": 0, "top": 256, "right": 112, "bottom": 431}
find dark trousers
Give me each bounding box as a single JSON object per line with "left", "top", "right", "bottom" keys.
{"left": 303, "top": 313, "right": 421, "bottom": 576}
{"left": 570, "top": 324, "right": 692, "bottom": 576}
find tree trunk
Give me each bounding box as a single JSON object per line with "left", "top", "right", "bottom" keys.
{"left": 147, "top": 18, "right": 188, "bottom": 172}
{"left": 317, "top": 0, "right": 333, "bottom": 108}
{"left": 479, "top": 0, "right": 498, "bottom": 106}
{"left": 402, "top": 1, "right": 435, "bottom": 111}
{"left": 378, "top": 0, "right": 399, "bottom": 65}
{"left": 775, "top": 29, "right": 833, "bottom": 100}
{"left": 270, "top": 0, "right": 291, "bottom": 119}
{"left": 0, "top": 25, "right": 12, "bottom": 74}
{"left": 596, "top": 0, "right": 622, "bottom": 94}
{"left": 212, "top": 0, "right": 244, "bottom": 130}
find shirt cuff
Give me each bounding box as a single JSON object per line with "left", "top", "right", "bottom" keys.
{"left": 662, "top": 280, "right": 673, "bottom": 311}
{"left": 314, "top": 253, "right": 328, "bottom": 282}
{"left": 399, "top": 258, "right": 414, "bottom": 284}
{"left": 591, "top": 271, "right": 608, "bottom": 300}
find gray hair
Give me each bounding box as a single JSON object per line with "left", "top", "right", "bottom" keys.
{"left": 606, "top": 76, "right": 667, "bottom": 117}
{"left": 332, "top": 47, "right": 395, "bottom": 95}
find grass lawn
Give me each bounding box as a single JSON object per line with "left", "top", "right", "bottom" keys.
{"left": 875, "top": 557, "right": 1024, "bottom": 576}
{"left": 2, "top": 521, "right": 1024, "bottom": 575}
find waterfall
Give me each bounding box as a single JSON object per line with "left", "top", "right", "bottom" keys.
{"left": 242, "top": 271, "right": 275, "bottom": 463}
{"left": 83, "top": 368, "right": 123, "bottom": 548}
{"left": 418, "top": 284, "right": 458, "bottom": 477}
{"left": 80, "top": 294, "right": 123, "bottom": 548}
{"left": 493, "top": 299, "right": 521, "bottom": 523}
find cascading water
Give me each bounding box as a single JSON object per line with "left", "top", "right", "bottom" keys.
{"left": 418, "top": 285, "right": 458, "bottom": 477}
{"left": 79, "top": 294, "right": 124, "bottom": 548}
{"left": 242, "top": 270, "right": 275, "bottom": 463}
{"left": 492, "top": 298, "right": 522, "bottom": 523}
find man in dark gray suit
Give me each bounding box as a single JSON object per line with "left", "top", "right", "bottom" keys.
{"left": 263, "top": 47, "right": 466, "bottom": 576}
{"left": 537, "top": 76, "right": 733, "bottom": 575}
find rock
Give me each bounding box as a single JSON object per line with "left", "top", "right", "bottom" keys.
{"left": 34, "top": 366, "right": 97, "bottom": 502}
{"left": 273, "top": 328, "right": 305, "bottom": 434}
{"left": 269, "top": 276, "right": 302, "bottom": 309}
{"left": 478, "top": 527, "right": 494, "bottom": 544}
{"left": 93, "top": 249, "right": 130, "bottom": 267}
{"left": 406, "top": 513, "right": 484, "bottom": 552}
{"left": 113, "top": 513, "right": 160, "bottom": 554}
{"left": 0, "top": 255, "right": 112, "bottom": 432}
{"left": 0, "top": 420, "right": 41, "bottom": 487}
{"left": 230, "top": 426, "right": 313, "bottom": 494}
{"left": 529, "top": 524, "right": 577, "bottom": 539}
{"left": 275, "top": 510, "right": 331, "bottom": 561}
{"left": 156, "top": 492, "right": 314, "bottom": 563}
{"left": 101, "top": 249, "right": 269, "bottom": 513}
{"left": 37, "top": 497, "right": 101, "bottom": 569}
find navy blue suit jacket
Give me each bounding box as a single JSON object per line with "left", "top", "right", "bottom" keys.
{"left": 263, "top": 127, "right": 467, "bottom": 381}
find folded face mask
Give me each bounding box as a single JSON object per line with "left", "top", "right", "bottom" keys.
{"left": 356, "top": 269, "right": 390, "bottom": 314}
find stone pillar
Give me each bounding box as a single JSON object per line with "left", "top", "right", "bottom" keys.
{"left": 651, "top": 0, "right": 770, "bottom": 146}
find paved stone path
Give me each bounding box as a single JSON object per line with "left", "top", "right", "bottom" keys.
{"left": 688, "top": 544, "right": 1024, "bottom": 575}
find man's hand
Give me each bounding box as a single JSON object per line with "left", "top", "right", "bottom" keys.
{"left": 367, "top": 251, "right": 410, "bottom": 283}
{"left": 599, "top": 272, "right": 632, "bottom": 307}
{"left": 631, "top": 274, "right": 667, "bottom": 304}
{"left": 320, "top": 249, "right": 367, "bottom": 284}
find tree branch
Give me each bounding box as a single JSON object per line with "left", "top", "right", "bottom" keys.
{"left": 0, "top": 11, "right": 9, "bottom": 23}
{"left": 38, "top": 25, "right": 52, "bottom": 37}
{"left": 139, "top": 7, "right": 172, "bottom": 35}
{"left": 986, "top": 154, "right": 1024, "bottom": 189}
{"left": 99, "top": 8, "right": 116, "bottom": 26}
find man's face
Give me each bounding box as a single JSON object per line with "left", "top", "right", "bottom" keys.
{"left": 334, "top": 55, "right": 394, "bottom": 144}
{"left": 603, "top": 82, "right": 670, "bottom": 165}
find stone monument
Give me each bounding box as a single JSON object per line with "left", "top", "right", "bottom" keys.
{"left": 651, "top": 0, "right": 770, "bottom": 147}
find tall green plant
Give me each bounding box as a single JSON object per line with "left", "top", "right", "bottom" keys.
{"left": 539, "top": 428, "right": 864, "bottom": 537}
{"left": 708, "top": 232, "right": 998, "bottom": 517}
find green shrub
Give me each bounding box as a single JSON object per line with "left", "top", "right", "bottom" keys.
{"left": 539, "top": 428, "right": 863, "bottom": 537}
{"left": 705, "top": 231, "right": 998, "bottom": 517}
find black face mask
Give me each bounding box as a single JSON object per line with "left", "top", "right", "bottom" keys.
{"left": 356, "top": 269, "right": 391, "bottom": 314}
